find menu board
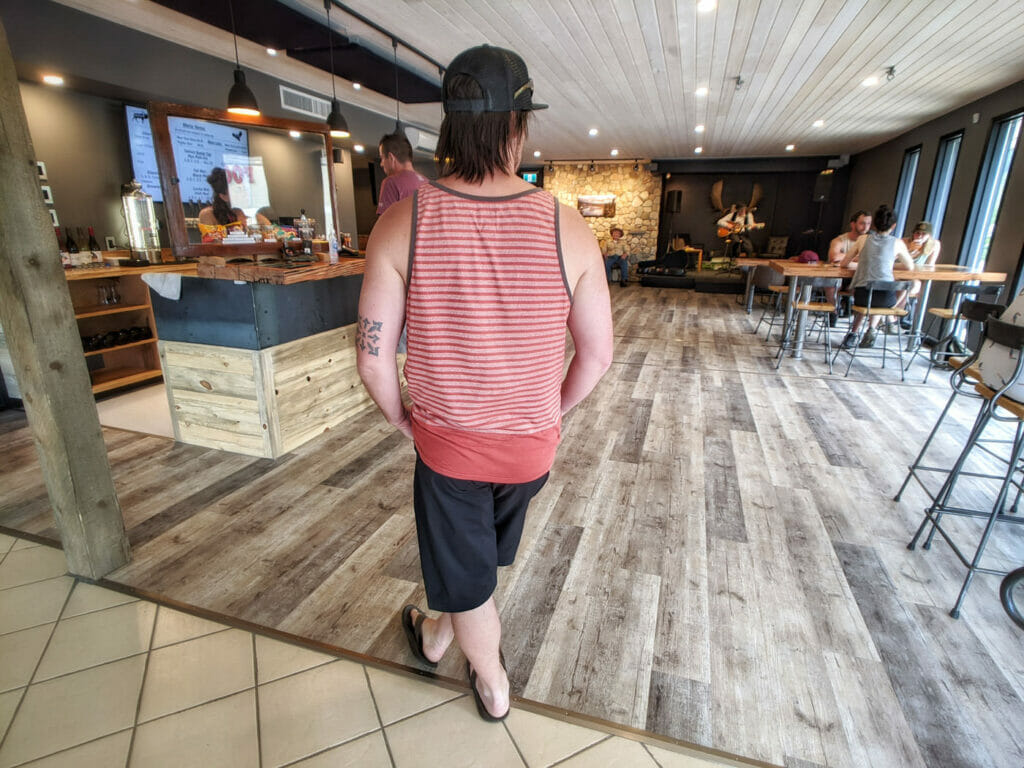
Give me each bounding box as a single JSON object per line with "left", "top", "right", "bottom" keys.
{"left": 125, "top": 106, "right": 251, "bottom": 206}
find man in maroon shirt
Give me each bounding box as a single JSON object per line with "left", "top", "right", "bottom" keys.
{"left": 376, "top": 132, "right": 427, "bottom": 214}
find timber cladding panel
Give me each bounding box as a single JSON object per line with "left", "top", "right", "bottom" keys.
{"left": 159, "top": 323, "right": 371, "bottom": 459}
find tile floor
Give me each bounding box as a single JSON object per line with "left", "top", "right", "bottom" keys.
{"left": 0, "top": 532, "right": 757, "bottom": 768}
{"left": 94, "top": 384, "right": 173, "bottom": 439}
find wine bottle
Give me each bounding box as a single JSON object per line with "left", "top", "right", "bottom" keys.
{"left": 55, "top": 226, "right": 71, "bottom": 269}
{"left": 64, "top": 227, "right": 79, "bottom": 253}
{"left": 86, "top": 226, "right": 103, "bottom": 264}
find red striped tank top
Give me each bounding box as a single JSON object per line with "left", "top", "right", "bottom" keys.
{"left": 405, "top": 182, "right": 572, "bottom": 483}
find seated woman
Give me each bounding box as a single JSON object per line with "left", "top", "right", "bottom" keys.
{"left": 899, "top": 221, "right": 941, "bottom": 324}
{"left": 839, "top": 203, "right": 914, "bottom": 349}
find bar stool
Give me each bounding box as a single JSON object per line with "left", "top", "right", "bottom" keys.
{"left": 919, "top": 284, "right": 1003, "bottom": 372}
{"left": 774, "top": 299, "right": 835, "bottom": 373}
{"left": 753, "top": 284, "right": 789, "bottom": 339}
{"left": 907, "top": 314, "right": 1024, "bottom": 618}
{"left": 833, "top": 280, "right": 909, "bottom": 381}
{"left": 894, "top": 301, "right": 1005, "bottom": 505}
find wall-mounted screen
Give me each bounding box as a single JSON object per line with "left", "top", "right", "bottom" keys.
{"left": 125, "top": 106, "right": 251, "bottom": 206}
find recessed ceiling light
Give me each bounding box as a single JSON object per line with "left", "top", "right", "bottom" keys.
{"left": 694, "top": 146, "right": 703, "bottom": 154}
{"left": 42, "top": 74, "right": 64, "bottom": 86}
{"left": 588, "top": 128, "right": 599, "bottom": 137}
{"left": 861, "top": 76, "right": 879, "bottom": 87}
{"left": 610, "top": 148, "right": 619, "bottom": 156}
{"left": 697, "top": 0, "right": 717, "bottom": 12}
{"left": 353, "top": 82, "right": 361, "bottom": 90}
{"left": 533, "top": 150, "right": 541, "bottom": 158}
{"left": 266, "top": 48, "right": 278, "bottom": 56}
{"left": 785, "top": 144, "right": 795, "bottom": 151}
{"left": 695, "top": 86, "right": 708, "bottom": 97}
{"left": 695, "top": 124, "right": 705, "bottom": 133}
{"left": 289, "top": 130, "right": 301, "bottom": 138}
{"left": 813, "top": 119, "right": 824, "bottom": 128}
{"left": 353, "top": 144, "right": 365, "bottom": 153}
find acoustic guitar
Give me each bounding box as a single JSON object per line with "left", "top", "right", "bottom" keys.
{"left": 717, "top": 221, "right": 765, "bottom": 239}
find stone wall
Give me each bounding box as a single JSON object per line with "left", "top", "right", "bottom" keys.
{"left": 543, "top": 163, "right": 662, "bottom": 269}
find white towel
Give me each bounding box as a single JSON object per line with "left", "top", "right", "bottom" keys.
{"left": 141, "top": 272, "right": 182, "bottom": 301}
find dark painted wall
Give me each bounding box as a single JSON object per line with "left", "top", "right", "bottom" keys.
{"left": 846, "top": 79, "right": 1024, "bottom": 299}
{"left": 657, "top": 164, "right": 849, "bottom": 259}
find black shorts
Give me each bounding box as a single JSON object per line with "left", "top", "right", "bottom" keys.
{"left": 413, "top": 456, "right": 548, "bottom": 613}
{"left": 854, "top": 287, "right": 899, "bottom": 309}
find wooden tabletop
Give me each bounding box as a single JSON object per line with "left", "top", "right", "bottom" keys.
{"left": 767, "top": 259, "right": 1006, "bottom": 282}
{"left": 196, "top": 257, "right": 366, "bottom": 284}
{"left": 65, "top": 262, "right": 199, "bottom": 281}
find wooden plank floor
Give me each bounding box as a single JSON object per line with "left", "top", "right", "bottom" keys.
{"left": 2, "top": 289, "right": 1023, "bottom": 768}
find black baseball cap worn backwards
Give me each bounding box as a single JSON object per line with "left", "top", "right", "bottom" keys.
{"left": 443, "top": 44, "right": 548, "bottom": 114}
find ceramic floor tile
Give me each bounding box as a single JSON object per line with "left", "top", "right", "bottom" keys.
{"left": 17, "top": 730, "right": 132, "bottom": 768}
{"left": 150, "top": 605, "right": 229, "bottom": 648}
{"left": 0, "top": 654, "right": 145, "bottom": 768}
{"left": 0, "top": 623, "right": 53, "bottom": 692}
{"left": 35, "top": 601, "right": 156, "bottom": 681}
{"left": 645, "top": 743, "right": 744, "bottom": 767}
{"left": 254, "top": 633, "right": 335, "bottom": 684}
{"left": 10, "top": 539, "right": 43, "bottom": 552}
{"left": 62, "top": 581, "right": 138, "bottom": 619}
{"left": 138, "top": 628, "right": 254, "bottom": 722}
{"left": 129, "top": 690, "right": 258, "bottom": 768}
{"left": 258, "top": 659, "right": 380, "bottom": 767}
{"left": 0, "top": 688, "right": 23, "bottom": 737}
{"left": 504, "top": 708, "right": 605, "bottom": 767}
{"left": 0, "top": 547, "right": 67, "bottom": 590}
{"left": 556, "top": 736, "right": 659, "bottom": 767}
{"left": 387, "top": 696, "right": 523, "bottom": 768}
{"left": 0, "top": 577, "right": 74, "bottom": 636}
{"left": 288, "top": 731, "right": 392, "bottom": 768}
{"left": 365, "top": 666, "right": 462, "bottom": 725}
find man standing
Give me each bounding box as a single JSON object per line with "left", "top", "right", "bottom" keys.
{"left": 376, "top": 132, "right": 427, "bottom": 214}
{"left": 357, "top": 44, "right": 612, "bottom": 722}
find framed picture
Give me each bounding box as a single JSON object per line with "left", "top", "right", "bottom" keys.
{"left": 104, "top": 236, "right": 116, "bottom": 250}
{"left": 36, "top": 161, "right": 47, "bottom": 180}
{"left": 40, "top": 185, "right": 53, "bottom": 205}
{"left": 577, "top": 194, "right": 616, "bottom": 217}
{"left": 48, "top": 209, "right": 59, "bottom": 227}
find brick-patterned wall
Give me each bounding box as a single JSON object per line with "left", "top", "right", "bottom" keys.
{"left": 543, "top": 163, "right": 662, "bottom": 269}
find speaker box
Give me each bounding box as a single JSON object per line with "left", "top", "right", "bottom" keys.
{"left": 665, "top": 189, "right": 682, "bottom": 213}
{"left": 813, "top": 171, "right": 833, "bottom": 203}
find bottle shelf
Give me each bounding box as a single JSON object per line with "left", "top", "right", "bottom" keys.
{"left": 90, "top": 366, "right": 163, "bottom": 394}
{"left": 74, "top": 303, "right": 150, "bottom": 319}
{"left": 83, "top": 338, "right": 156, "bottom": 357}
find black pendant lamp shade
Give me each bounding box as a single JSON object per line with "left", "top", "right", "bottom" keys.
{"left": 327, "top": 98, "right": 350, "bottom": 138}
{"left": 228, "top": 68, "right": 260, "bottom": 116}
{"left": 226, "top": 0, "right": 260, "bottom": 116}
{"left": 324, "top": 1, "right": 349, "bottom": 138}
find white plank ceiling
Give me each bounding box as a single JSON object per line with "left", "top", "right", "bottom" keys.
{"left": 62, "top": 0, "right": 1024, "bottom": 160}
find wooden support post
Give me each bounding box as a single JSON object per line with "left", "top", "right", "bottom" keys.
{"left": 0, "top": 19, "right": 129, "bottom": 578}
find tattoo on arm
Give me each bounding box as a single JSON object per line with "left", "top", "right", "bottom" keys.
{"left": 357, "top": 314, "right": 384, "bottom": 357}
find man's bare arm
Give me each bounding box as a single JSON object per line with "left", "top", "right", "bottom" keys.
{"left": 559, "top": 205, "right": 613, "bottom": 416}
{"left": 356, "top": 197, "right": 413, "bottom": 438}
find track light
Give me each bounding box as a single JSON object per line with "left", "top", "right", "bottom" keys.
{"left": 588, "top": 161, "right": 595, "bottom": 173}
{"left": 885, "top": 65, "right": 896, "bottom": 82}
{"left": 547, "top": 161, "right": 554, "bottom": 173}
{"left": 225, "top": 0, "right": 260, "bottom": 115}
{"left": 324, "top": 1, "right": 350, "bottom": 137}
{"left": 734, "top": 76, "right": 744, "bottom": 91}
{"left": 633, "top": 159, "right": 640, "bottom": 172}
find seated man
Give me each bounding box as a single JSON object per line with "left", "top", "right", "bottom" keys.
{"left": 604, "top": 227, "right": 630, "bottom": 287}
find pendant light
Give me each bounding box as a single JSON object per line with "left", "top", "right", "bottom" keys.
{"left": 324, "top": 0, "right": 350, "bottom": 138}
{"left": 226, "top": 0, "right": 260, "bottom": 115}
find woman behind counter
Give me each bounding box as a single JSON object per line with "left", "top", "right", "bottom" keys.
{"left": 198, "top": 167, "right": 247, "bottom": 230}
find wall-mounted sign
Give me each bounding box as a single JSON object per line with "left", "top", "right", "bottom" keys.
{"left": 577, "top": 194, "right": 616, "bottom": 217}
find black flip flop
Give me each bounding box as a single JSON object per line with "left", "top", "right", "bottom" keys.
{"left": 466, "top": 650, "right": 509, "bottom": 722}
{"left": 401, "top": 604, "right": 437, "bottom": 668}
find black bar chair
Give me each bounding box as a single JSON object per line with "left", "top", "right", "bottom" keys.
{"left": 832, "top": 280, "right": 909, "bottom": 381}
{"left": 894, "top": 301, "right": 1006, "bottom": 505}
{"left": 914, "top": 283, "right": 1003, "bottom": 378}
{"left": 907, "top": 314, "right": 1024, "bottom": 618}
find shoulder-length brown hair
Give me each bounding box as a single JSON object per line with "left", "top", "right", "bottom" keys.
{"left": 436, "top": 74, "right": 530, "bottom": 183}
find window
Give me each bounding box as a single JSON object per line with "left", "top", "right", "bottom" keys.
{"left": 923, "top": 131, "right": 963, "bottom": 239}
{"left": 960, "top": 110, "right": 1023, "bottom": 272}
{"left": 893, "top": 146, "right": 921, "bottom": 237}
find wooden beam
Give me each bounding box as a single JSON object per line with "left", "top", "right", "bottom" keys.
{"left": 0, "top": 18, "right": 129, "bottom": 578}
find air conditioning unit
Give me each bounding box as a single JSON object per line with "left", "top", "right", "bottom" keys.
{"left": 405, "top": 126, "right": 439, "bottom": 155}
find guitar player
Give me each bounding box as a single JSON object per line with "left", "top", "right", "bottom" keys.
{"left": 716, "top": 203, "right": 764, "bottom": 258}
